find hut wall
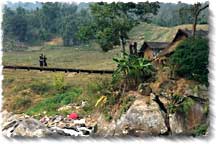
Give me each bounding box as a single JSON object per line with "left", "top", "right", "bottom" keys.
{"left": 144, "top": 47, "right": 154, "bottom": 60}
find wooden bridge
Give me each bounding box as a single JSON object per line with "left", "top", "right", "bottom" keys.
{"left": 3, "top": 65, "right": 114, "bottom": 74}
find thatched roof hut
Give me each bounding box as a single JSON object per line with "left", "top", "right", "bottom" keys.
{"left": 138, "top": 42, "right": 169, "bottom": 60}
{"left": 157, "top": 29, "right": 208, "bottom": 58}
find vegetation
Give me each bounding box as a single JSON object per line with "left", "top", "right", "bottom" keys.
{"left": 177, "top": 97, "right": 195, "bottom": 114}
{"left": 2, "top": 2, "right": 91, "bottom": 48}
{"left": 113, "top": 53, "right": 154, "bottom": 89}
{"left": 128, "top": 22, "right": 208, "bottom": 43}
{"left": 179, "top": 2, "right": 209, "bottom": 36}
{"left": 192, "top": 123, "right": 208, "bottom": 136}
{"left": 3, "top": 2, "right": 160, "bottom": 52}
{"left": 52, "top": 73, "right": 66, "bottom": 92}
{"left": 170, "top": 37, "right": 209, "bottom": 85}
{"left": 151, "top": 2, "right": 208, "bottom": 27}
{"left": 13, "top": 97, "right": 32, "bottom": 111}
{"left": 119, "top": 96, "right": 135, "bottom": 116}
{"left": 86, "top": 2, "right": 160, "bottom": 51}
{"left": 3, "top": 69, "right": 112, "bottom": 115}
{"left": 26, "top": 88, "right": 82, "bottom": 116}
{"left": 168, "top": 95, "right": 183, "bottom": 114}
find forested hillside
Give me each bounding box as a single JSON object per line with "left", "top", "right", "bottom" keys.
{"left": 3, "top": 1, "right": 208, "bottom": 52}
{"left": 151, "top": 2, "right": 208, "bottom": 26}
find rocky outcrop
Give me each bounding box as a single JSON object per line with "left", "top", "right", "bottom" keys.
{"left": 114, "top": 97, "right": 168, "bottom": 136}
{"left": 97, "top": 86, "right": 208, "bottom": 137}
{"left": 169, "top": 97, "right": 208, "bottom": 135}
{"left": 95, "top": 115, "right": 116, "bottom": 137}
{"left": 2, "top": 111, "right": 52, "bottom": 137}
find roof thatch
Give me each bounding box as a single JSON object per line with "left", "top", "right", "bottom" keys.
{"left": 139, "top": 42, "right": 169, "bottom": 52}
{"left": 172, "top": 29, "right": 208, "bottom": 42}
{"left": 156, "top": 29, "right": 208, "bottom": 58}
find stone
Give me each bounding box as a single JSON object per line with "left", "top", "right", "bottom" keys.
{"left": 2, "top": 112, "right": 52, "bottom": 137}
{"left": 184, "top": 84, "right": 208, "bottom": 100}
{"left": 57, "top": 105, "right": 72, "bottom": 112}
{"left": 159, "top": 80, "right": 175, "bottom": 92}
{"left": 115, "top": 98, "right": 168, "bottom": 136}
{"left": 2, "top": 111, "right": 96, "bottom": 137}
{"left": 169, "top": 97, "right": 208, "bottom": 135}
{"left": 138, "top": 83, "right": 152, "bottom": 96}
{"left": 94, "top": 114, "right": 116, "bottom": 137}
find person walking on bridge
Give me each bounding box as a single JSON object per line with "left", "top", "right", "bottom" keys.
{"left": 39, "top": 53, "right": 44, "bottom": 67}
{"left": 43, "top": 55, "right": 48, "bottom": 67}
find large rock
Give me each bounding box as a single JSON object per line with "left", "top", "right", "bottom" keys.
{"left": 114, "top": 97, "right": 168, "bottom": 136}
{"left": 2, "top": 111, "right": 52, "bottom": 137}
{"left": 184, "top": 84, "right": 208, "bottom": 100}
{"left": 94, "top": 114, "right": 116, "bottom": 137}
{"left": 138, "top": 83, "right": 152, "bottom": 96}
{"left": 169, "top": 97, "right": 208, "bottom": 135}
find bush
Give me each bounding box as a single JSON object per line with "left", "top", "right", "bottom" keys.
{"left": 177, "top": 97, "right": 194, "bottom": 114}
{"left": 53, "top": 73, "right": 66, "bottom": 92}
{"left": 113, "top": 53, "right": 154, "bottom": 89}
{"left": 193, "top": 123, "right": 208, "bottom": 136}
{"left": 170, "top": 37, "right": 209, "bottom": 85}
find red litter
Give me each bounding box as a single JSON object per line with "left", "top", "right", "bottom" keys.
{"left": 68, "top": 113, "right": 78, "bottom": 119}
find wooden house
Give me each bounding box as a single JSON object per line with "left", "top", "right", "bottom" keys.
{"left": 138, "top": 42, "right": 169, "bottom": 60}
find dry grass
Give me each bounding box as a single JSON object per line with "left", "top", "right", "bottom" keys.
{"left": 2, "top": 69, "right": 112, "bottom": 113}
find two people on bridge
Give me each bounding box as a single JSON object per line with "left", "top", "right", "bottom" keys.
{"left": 39, "top": 53, "right": 48, "bottom": 67}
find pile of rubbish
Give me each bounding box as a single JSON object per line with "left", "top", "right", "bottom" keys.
{"left": 40, "top": 113, "right": 97, "bottom": 137}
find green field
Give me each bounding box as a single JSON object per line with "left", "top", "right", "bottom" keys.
{"left": 2, "top": 22, "right": 208, "bottom": 116}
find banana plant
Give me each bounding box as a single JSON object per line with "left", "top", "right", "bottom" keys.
{"left": 112, "top": 53, "right": 154, "bottom": 89}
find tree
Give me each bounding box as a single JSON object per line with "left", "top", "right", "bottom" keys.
{"left": 41, "top": 2, "right": 60, "bottom": 34}
{"left": 87, "top": 2, "right": 160, "bottom": 52}
{"left": 75, "top": 9, "right": 95, "bottom": 44}
{"left": 170, "top": 37, "right": 209, "bottom": 85}
{"left": 179, "top": 2, "right": 209, "bottom": 36}
{"left": 3, "top": 7, "right": 28, "bottom": 42}
{"left": 60, "top": 14, "right": 79, "bottom": 46}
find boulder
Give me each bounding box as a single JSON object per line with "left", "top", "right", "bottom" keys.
{"left": 115, "top": 97, "right": 168, "bottom": 136}
{"left": 169, "top": 97, "right": 208, "bottom": 135}
{"left": 95, "top": 114, "right": 116, "bottom": 137}
{"left": 2, "top": 112, "right": 52, "bottom": 137}
{"left": 138, "top": 83, "right": 152, "bottom": 96}
{"left": 184, "top": 84, "right": 208, "bottom": 100}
